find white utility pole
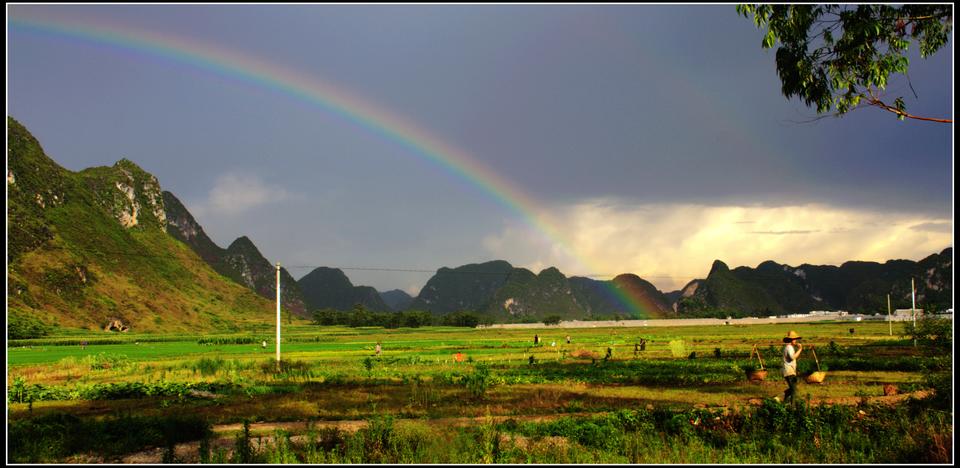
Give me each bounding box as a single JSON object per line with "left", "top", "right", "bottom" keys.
{"left": 887, "top": 294, "right": 892, "bottom": 336}
{"left": 276, "top": 262, "right": 281, "bottom": 371}
{"left": 911, "top": 278, "right": 917, "bottom": 347}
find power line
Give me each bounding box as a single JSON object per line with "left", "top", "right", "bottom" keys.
{"left": 11, "top": 230, "right": 692, "bottom": 280}
{"left": 286, "top": 265, "right": 683, "bottom": 279}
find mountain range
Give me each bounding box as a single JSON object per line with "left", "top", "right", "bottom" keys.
{"left": 7, "top": 116, "right": 953, "bottom": 335}
{"left": 406, "top": 261, "right": 674, "bottom": 321}
{"left": 297, "top": 267, "right": 390, "bottom": 312}
{"left": 675, "top": 251, "right": 953, "bottom": 317}
{"left": 7, "top": 117, "right": 275, "bottom": 334}
{"left": 163, "top": 191, "right": 308, "bottom": 317}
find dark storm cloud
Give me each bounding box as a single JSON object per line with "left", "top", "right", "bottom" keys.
{"left": 8, "top": 5, "right": 953, "bottom": 292}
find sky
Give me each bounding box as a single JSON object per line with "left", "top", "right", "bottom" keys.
{"left": 7, "top": 4, "right": 954, "bottom": 295}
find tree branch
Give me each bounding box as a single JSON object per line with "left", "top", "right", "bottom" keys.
{"left": 900, "top": 15, "right": 950, "bottom": 22}
{"left": 866, "top": 97, "right": 953, "bottom": 123}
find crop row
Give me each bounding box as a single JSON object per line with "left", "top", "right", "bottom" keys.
{"left": 7, "top": 380, "right": 238, "bottom": 403}
{"left": 8, "top": 335, "right": 204, "bottom": 347}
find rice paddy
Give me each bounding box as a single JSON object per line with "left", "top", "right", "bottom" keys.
{"left": 7, "top": 320, "right": 952, "bottom": 463}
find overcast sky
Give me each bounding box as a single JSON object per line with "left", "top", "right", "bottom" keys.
{"left": 8, "top": 5, "right": 954, "bottom": 294}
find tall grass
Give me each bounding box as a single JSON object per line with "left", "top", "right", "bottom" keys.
{"left": 242, "top": 399, "right": 952, "bottom": 463}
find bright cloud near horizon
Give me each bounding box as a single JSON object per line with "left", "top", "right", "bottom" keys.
{"left": 7, "top": 5, "right": 953, "bottom": 296}
{"left": 483, "top": 201, "right": 952, "bottom": 292}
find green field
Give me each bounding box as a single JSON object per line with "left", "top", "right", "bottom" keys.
{"left": 7, "top": 320, "right": 952, "bottom": 463}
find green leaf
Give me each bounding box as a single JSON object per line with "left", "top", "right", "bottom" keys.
{"left": 763, "top": 30, "right": 776, "bottom": 48}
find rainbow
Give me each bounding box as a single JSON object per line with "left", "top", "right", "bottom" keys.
{"left": 10, "top": 15, "right": 671, "bottom": 318}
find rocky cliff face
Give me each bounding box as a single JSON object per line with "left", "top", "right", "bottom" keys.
{"left": 162, "top": 191, "right": 225, "bottom": 265}
{"left": 221, "top": 236, "right": 309, "bottom": 317}
{"left": 76, "top": 159, "right": 169, "bottom": 231}
{"left": 6, "top": 116, "right": 274, "bottom": 333}
{"left": 162, "top": 192, "right": 309, "bottom": 318}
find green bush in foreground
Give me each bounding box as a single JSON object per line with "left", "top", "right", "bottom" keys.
{"left": 8, "top": 413, "right": 211, "bottom": 463}
{"left": 248, "top": 400, "right": 951, "bottom": 463}
{"left": 8, "top": 396, "right": 951, "bottom": 463}
{"left": 8, "top": 310, "right": 52, "bottom": 339}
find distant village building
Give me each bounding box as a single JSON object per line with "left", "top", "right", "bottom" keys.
{"left": 807, "top": 310, "right": 848, "bottom": 317}
{"left": 894, "top": 309, "right": 924, "bottom": 317}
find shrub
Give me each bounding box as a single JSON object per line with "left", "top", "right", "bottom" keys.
{"left": 195, "top": 357, "right": 226, "bottom": 376}
{"left": 362, "top": 356, "right": 376, "bottom": 377}
{"left": 543, "top": 315, "right": 562, "bottom": 326}
{"left": 8, "top": 311, "right": 52, "bottom": 339}
{"left": 230, "top": 420, "right": 259, "bottom": 463}
{"left": 903, "top": 315, "right": 952, "bottom": 353}
{"left": 9, "top": 413, "right": 210, "bottom": 463}
{"left": 90, "top": 353, "right": 129, "bottom": 371}
{"left": 462, "top": 363, "right": 492, "bottom": 399}
{"left": 668, "top": 340, "right": 688, "bottom": 358}
{"left": 919, "top": 355, "right": 952, "bottom": 410}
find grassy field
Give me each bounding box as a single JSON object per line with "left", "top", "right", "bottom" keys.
{"left": 7, "top": 320, "right": 952, "bottom": 463}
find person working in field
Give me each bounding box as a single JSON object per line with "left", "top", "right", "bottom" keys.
{"left": 782, "top": 330, "right": 803, "bottom": 405}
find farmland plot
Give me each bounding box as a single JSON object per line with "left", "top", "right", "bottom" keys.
{"left": 7, "top": 321, "right": 952, "bottom": 463}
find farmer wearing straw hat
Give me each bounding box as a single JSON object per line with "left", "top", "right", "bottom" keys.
{"left": 782, "top": 330, "right": 803, "bottom": 404}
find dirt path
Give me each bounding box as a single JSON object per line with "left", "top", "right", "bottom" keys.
{"left": 113, "top": 390, "right": 932, "bottom": 464}
{"left": 116, "top": 412, "right": 598, "bottom": 464}
{"left": 211, "top": 410, "right": 604, "bottom": 435}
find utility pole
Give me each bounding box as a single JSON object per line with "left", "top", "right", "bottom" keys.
{"left": 276, "top": 262, "right": 281, "bottom": 371}
{"left": 911, "top": 278, "right": 917, "bottom": 347}
{"left": 887, "top": 294, "right": 892, "bottom": 336}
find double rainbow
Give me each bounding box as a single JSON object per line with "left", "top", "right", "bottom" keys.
{"left": 10, "top": 15, "right": 671, "bottom": 318}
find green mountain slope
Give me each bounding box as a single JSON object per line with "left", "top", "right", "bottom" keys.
{"left": 798, "top": 249, "right": 952, "bottom": 313}
{"left": 409, "top": 261, "right": 515, "bottom": 315}
{"left": 608, "top": 274, "right": 676, "bottom": 318}
{"left": 297, "top": 267, "right": 390, "bottom": 312}
{"left": 7, "top": 117, "right": 275, "bottom": 335}
{"left": 676, "top": 250, "right": 953, "bottom": 317}
{"left": 489, "top": 267, "right": 583, "bottom": 321}
{"left": 163, "top": 192, "right": 308, "bottom": 317}
{"left": 407, "top": 261, "right": 673, "bottom": 320}
{"left": 221, "top": 237, "right": 308, "bottom": 317}
{"left": 379, "top": 289, "right": 413, "bottom": 311}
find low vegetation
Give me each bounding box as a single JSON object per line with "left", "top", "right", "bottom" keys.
{"left": 7, "top": 321, "right": 952, "bottom": 463}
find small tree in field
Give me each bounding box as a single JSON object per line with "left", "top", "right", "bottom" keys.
{"left": 543, "top": 315, "right": 562, "bottom": 326}
{"left": 904, "top": 314, "right": 952, "bottom": 354}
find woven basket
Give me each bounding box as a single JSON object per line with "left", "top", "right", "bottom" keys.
{"left": 747, "top": 370, "right": 768, "bottom": 382}
{"left": 806, "top": 371, "right": 827, "bottom": 384}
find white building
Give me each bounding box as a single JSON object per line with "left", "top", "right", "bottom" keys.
{"left": 894, "top": 308, "right": 924, "bottom": 317}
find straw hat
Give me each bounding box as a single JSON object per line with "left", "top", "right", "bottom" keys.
{"left": 783, "top": 330, "right": 801, "bottom": 343}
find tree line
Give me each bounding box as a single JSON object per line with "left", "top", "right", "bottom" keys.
{"left": 311, "top": 304, "right": 493, "bottom": 328}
